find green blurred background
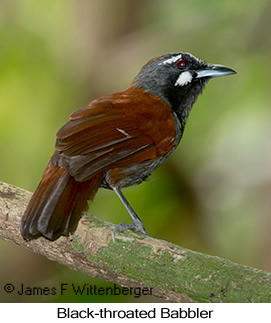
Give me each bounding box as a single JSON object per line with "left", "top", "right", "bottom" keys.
{"left": 1, "top": 0, "right": 271, "bottom": 302}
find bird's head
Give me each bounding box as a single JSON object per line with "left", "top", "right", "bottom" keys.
{"left": 133, "top": 52, "right": 236, "bottom": 123}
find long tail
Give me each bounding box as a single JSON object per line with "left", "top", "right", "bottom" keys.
{"left": 21, "top": 162, "right": 103, "bottom": 241}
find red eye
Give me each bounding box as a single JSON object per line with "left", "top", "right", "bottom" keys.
{"left": 177, "top": 59, "right": 188, "bottom": 69}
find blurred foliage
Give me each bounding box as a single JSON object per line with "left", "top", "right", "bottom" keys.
{"left": 1, "top": 0, "right": 271, "bottom": 302}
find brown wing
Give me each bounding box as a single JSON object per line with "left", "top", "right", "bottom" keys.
{"left": 55, "top": 87, "right": 176, "bottom": 182}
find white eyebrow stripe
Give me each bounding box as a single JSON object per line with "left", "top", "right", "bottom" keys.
{"left": 185, "top": 52, "right": 205, "bottom": 65}
{"left": 159, "top": 54, "right": 182, "bottom": 65}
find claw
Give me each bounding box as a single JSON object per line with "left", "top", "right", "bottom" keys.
{"left": 111, "top": 187, "right": 149, "bottom": 241}
{"left": 112, "top": 221, "right": 149, "bottom": 241}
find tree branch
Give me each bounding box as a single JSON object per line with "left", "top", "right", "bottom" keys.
{"left": 0, "top": 180, "right": 270, "bottom": 302}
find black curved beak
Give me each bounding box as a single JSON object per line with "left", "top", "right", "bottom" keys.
{"left": 195, "top": 64, "right": 237, "bottom": 79}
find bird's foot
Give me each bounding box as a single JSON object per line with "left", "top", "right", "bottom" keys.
{"left": 112, "top": 219, "right": 149, "bottom": 241}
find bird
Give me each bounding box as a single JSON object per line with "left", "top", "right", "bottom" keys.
{"left": 21, "top": 52, "right": 236, "bottom": 241}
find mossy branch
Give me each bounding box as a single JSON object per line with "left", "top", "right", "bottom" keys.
{"left": 0, "top": 180, "right": 270, "bottom": 302}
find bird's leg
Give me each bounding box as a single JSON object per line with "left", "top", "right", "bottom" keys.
{"left": 112, "top": 187, "right": 148, "bottom": 240}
